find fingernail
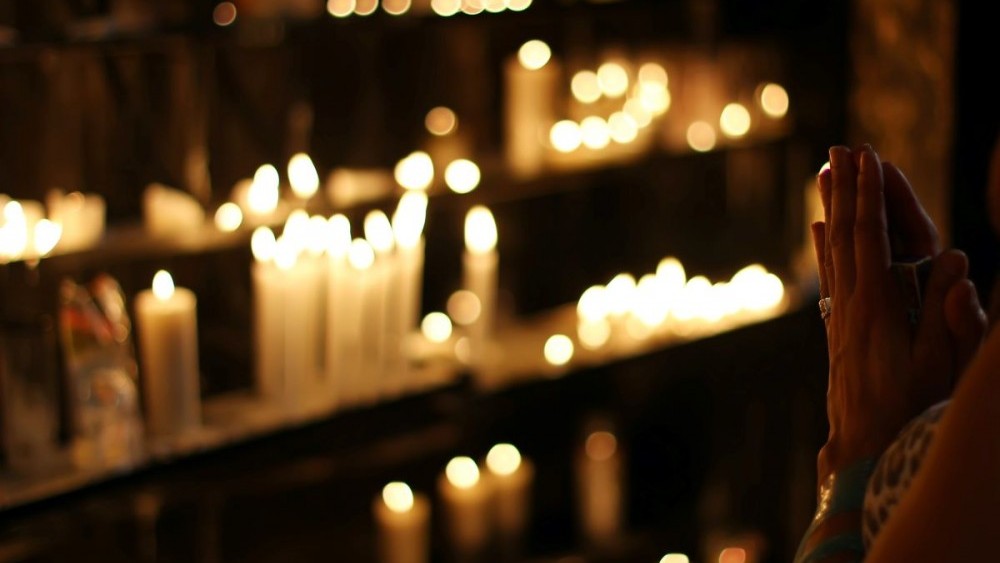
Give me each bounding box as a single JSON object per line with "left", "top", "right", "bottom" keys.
{"left": 829, "top": 146, "right": 849, "bottom": 168}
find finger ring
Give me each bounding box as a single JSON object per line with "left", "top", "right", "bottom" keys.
{"left": 818, "top": 297, "right": 833, "bottom": 320}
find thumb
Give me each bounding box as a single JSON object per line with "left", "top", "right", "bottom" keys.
{"left": 913, "top": 250, "right": 969, "bottom": 396}
{"left": 944, "top": 278, "right": 987, "bottom": 382}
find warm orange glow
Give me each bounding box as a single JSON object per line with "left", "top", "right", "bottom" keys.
{"left": 518, "top": 40, "right": 551, "bottom": 70}
{"left": 718, "top": 548, "right": 747, "bottom": 563}
{"left": 152, "top": 270, "right": 175, "bottom": 301}
{"left": 638, "top": 82, "right": 671, "bottom": 115}
{"left": 483, "top": 0, "right": 505, "bottom": 12}
{"left": 382, "top": 0, "right": 412, "bottom": 15}
{"left": 327, "top": 0, "right": 355, "bottom": 17}
{"left": 760, "top": 83, "right": 789, "bottom": 118}
{"left": 392, "top": 191, "right": 427, "bottom": 249}
{"left": 214, "top": 202, "right": 243, "bottom": 232}
{"left": 585, "top": 431, "right": 617, "bottom": 461}
{"left": 580, "top": 116, "right": 610, "bottom": 150}
{"left": 571, "top": 70, "right": 602, "bottom": 104}
{"left": 686, "top": 121, "right": 717, "bottom": 152}
{"left": 577, "top": 285, "right": 608, "bottom": 321}
{"left": 382, "top": 482, "right": 415, "bottom": 513}
{"left": 720, "top": 103, "right": 751, "bottom": 138}
{"left": 348, "top": 239, "right": 375, "bottom": 271}
{"left": 394, "top": 151, "right": 434, "bottom": 191}
{"left": 249, "top": 164, "right": 280, "bottom": 214}
{"left": 506, "top": 0, "right": 532, "bottom": 11}
{"left": 597, "top": 62, "right": 629, "bottom": 98}
{"left": 445, "top": 457, "right": 480, "bottom": 489}
{"left": 422, "top": 312, "right": 453, "bottom": 343}
{"left": 486, "top": 444, "right": 522, "bottom": 476}
{"left": 606, "top": 273, "right": 637, "bottom": 316}
{"left": 425, "top": 106, "right": 458, "bottom": 136}
{"left": 364, "top": 210, "right": 395, "bottom": 254}
{"left": 431, "top": 0, "right": 461, "bottom": 16}
{"left": 251, "top": 227, "right": 277, "bottom": 262}
{"left": 461, "top": 0, "right": 484, "bottom": 14}
{"left": 638, "top": 62, "right": 668, "bottom": 87}
{"left": 550, "top": 120, "right": 582, "bottom": 153}
{"left": 354, "top": 0, "right": 378, "bottom": 15}
{"left": 33, "top": 219, "right": 62, "bottom": 257}
{"left": 288, "top": 153, "right": 319, "bottom": 199}
{"left": 464, "top": 206, "right": 497, "bottom": 254}
{"left": 447, "top": 290, "right": 482, "bottom": 326}
{"left": 577, "top": 318, "right": 611, "bottom": 350}
{"left": 444, "top": 159, "right": 481, "bottom": 194}
{"left": 213, "top": 2, "right": 237, "bottom": 26}
{"left": 544, "top": 334, "right": 574, "bottom": 366}
{"left": 608, "top": 112, "right": 639, "bottom": 144}
{"left": 660, "top": 555, "right": 689, "bottom": 563}
{"left": 326, "top": 214, "right": 352, "bottom": 258}
{"left": 623, "top": 99, "right": 653, "bottom": 128}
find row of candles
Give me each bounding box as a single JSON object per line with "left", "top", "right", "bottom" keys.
{"left": 211, "top": 0, "right": 534, "bottom": 26}
{"left": 0, "top": 191, "right": 105, "bottom": 263}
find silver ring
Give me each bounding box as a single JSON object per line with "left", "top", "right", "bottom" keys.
{"left": 819, "top": 297, "right": 832, "bottom": 320}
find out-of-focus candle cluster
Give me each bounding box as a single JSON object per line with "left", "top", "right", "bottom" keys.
{"left": 1, "top": 191, "right": 105, "bottom": 263}
{"left": 325, "top": 0, "right": 532, "bottom": 19}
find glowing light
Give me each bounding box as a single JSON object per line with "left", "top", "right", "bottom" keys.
{"left": 518, "top": 40, "right": 551, "bottom": 71}
{"left": 585, "top": 431, "right": 617, "bottom": 461}
{"left": 577, "top": 285, "right": 608, "bottom": 322}
{"left": 392, "top": 192, "right": 428, "bottom": 248}
{"left": 454, "top": 337, "right": 472, "bottom": 364}
{"left": 660, "top": 555, "right": 689, "bottom": 563}
{"left": 152, "top": 270, "right": 175, "bottom": 301}
{"left": 214, "top": 202, "right": 243, "bottom": 232}
{"left": 580, "top": 116, "right": 610, "bottom": 150}
{"left": 760, "top": 83, "right": 789, "bottom": 118}
{"left": 623, "top": 98, "right": 653, "bottom": 128}
{"left": 422, "top": 312, "right": 453, "bottom": 343}
{"left": 1, "top": 201, "right": 28, "bottom": 259}
{"left": 506, "top": 0, "right": 531, "bottom": 11}
{"left": 464, "top": 206, "right": 497, "bottom": 254}
{"left": 382, "top": 482, "right": 414, "bottom": 514}
{"left": 445, "top": 159, "right": 481, "bottom": 194}
{"left": 638, "top": 62, "right": 668, "bottom": 87}
{"left": 639, "top": 82, "right": 671, "bottom": 115}
{"left": 608, "top": 112, "right": 639, "bottom": 144}
{"left": 383, "top": 0, "right": 411, "bottom": 15}
{"left": 460, "top": 0, "right": 484, "bottom": 14}
{"left": 686, "top": 121, "right": 717, "bottom": 152}
{"left": 720, "top": 103, "right": 751, "bottom": 138}
{"left": 354, "top": 0, "right": 378, "bottom": 15}
{"left": 445, "top": 457, "right": 480, "bottom": 489}
{"left": 364, "top": 210, "right": 395, "bottom": 254}
{"left": 213, "top": 2, "right": 237, "bottom": 26}
{"left": 251, "top": 227, "right": 277, "bottom": 262}
{"left": 544, "top": 334, "right": 574, "bottom": 366}
{"left": 282, "top": 210, "right": 311, "bottom": 253}
{"left": 273, "top": 236, "right": 299, "bottom": 271}
{"left": 288, "top": 153, "right": 319, "bottom": 199}
{"left": 306, "top": 215, "right": 328, "bottom": 255}
{"left": 447, "top": 290, "right": 482, "bottom": 326}
{"left": 606, "top": 273, "right": 637, "bottom": 316}
{"left": 634, "top": 273, "right": 667, "bottom": 327}
{"left": 719, "top": 548, "right": 747, "bottom": 563}
{"left": 483, "top": 0, "right": 505, "bottom": 12}
{"left": 394, "top": 151, "right": 434, "bottom": 191}
{"left": 431, "top": 0, "right": 461, "bottom": 17}
{"left": 425, "top": 106, "right": 458, "bottom": 136}
{"left": 597, "top": 62, "right": 629, "bottom": 98}
{"left": 249, "top": 164, "right": 280, "bottom": 215}
{"left": 486, "top": 444, "right": 522, "bottom": 476}
{"left": 327, "top": 214, "right": 352, "bottom": 258}
{"left": 577, "top": 318, "right": 611, "bottom": 350}
{"left": 327, "top": 0, "right": 355, "bottom": 17}
{"left": 348, "top": 238, "right": 375, "bottom": 270}
{"left": 657, "top": 257, "right": 687, "bottom": 293}
{"left": 550, "top": 120, "right": 582, "bottom": 153}
{"left": 673, "top": 276, "right": 712, "bottom": 321}
{"left": 571, "top": 71, "right": 602, "bottom": 104}
{"left": 33, "top": 219, "right": 62, "bottom": 257}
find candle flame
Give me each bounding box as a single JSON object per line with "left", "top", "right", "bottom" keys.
{"left": 464, "top": 206, "right": 497, "bottom": 254}
{"left": 392, "top": 191, "right": 428, "bottom": 249}
{"left": 623, "top": 98, "right": 653, "bottom": 128}
{"left": 518, "top": 40, "right": 551, "bottom": 70}
{"left": 431, "top": 0, "right": 461, "bottom": 16}
{"left": 445, "top": 159, "right": 481, "bottom": 194}
{"left": 152, "top": 270, "right": 175, "bottom": 300}
{"left": 605, "top": 273, "right": 637, "bottom": 316}
{"left": 486, "top": 443, "right": 522, "bottom": 476}
{"left": 33, "top": 219, "right": 62, "bottom": 257}
{"left": 214, "top": 202, "right": 244, "bottom": 232}
{"left": 327, "top": 214, "right": 352, "bottom": 258}
{"left": 249, "top": 164, "right": 280, "bottom": 214}
{"left": 720, "top": 103, "right": 752, "bottom": 138}
{"left": 394, "top": 151, "right": 434, "bottom": 191}
{"left": 580, "top": 116, "right": 611, "bottom": 150}
{"left": 571, "top": 70, "right": 602, "bottom": 104}
{"left": 597, "top": 61, "right": 629, "bottom": 98}
{"left": 760, "top": 83, "right": 789, "bottom": 118}
{"left": 382, "top": 482, "right": 415, "bottom": 514}
{"left": 282, "top": 210, "right": 311, "bottom": 255}
{"left": 577, "top": 318, "right": 611, "bottom": 350}
{"left": 719, "top": 548, "right": 747, "bottom": 563}
{"left": 638, "top": 82, "right": 671, "bottom": 115}
{"left": 273, "top": 236, "right": 299, "bottom": 271}
{"left": 660, "top": 555, "right": 689, "bottom": 563}
{"left": 251, "top": 227, "right": 277, "bottom": 262}
{"left": 638, "top": 62, "right": 668, "bottom": 87}
{"left": 686, "top": 121, "right": 717, "bottom": 152}
{"left": 421, "top": 312, "right": 453, "bottom": 343}
{"left": 656, "top": 257, "right": 687, "bottom": 293}
{"left": 382, "top": 0, "right": 411, "bottom": 15}
{"left": 288, "top": 153, "right": 320, "bottom": 199}
{"left": 327, "top": 0, "right": 355, "bottom": 17}
{"left": 425, "top": 106, "right": 458, "bottom": 136}
{"left": 354, "top": 0, "right": 377, "bottom": 15}
{"left": 348, "top": 238, "right": 375, "bottom": 270}
{"left": 544, "top": 334, "right": 574, "bottom": 366}
{"left": 585, "top": 431, "right": 617, "bottom": 461}
{"left": 445, "top": 456, "right": 480, "bottom": 489}
{"left": 507, "top": 0, "right": 531, "bottom": 10}
{"left": 577, "top": 285, "right": 608, "bottom": 322}
{"left": 364, "top": 210, "right": 395, "bottom": 254}
{"left": 608, "top": 111, "right": 639, "bottom": 144}
{"left": 550, "top": 120, "right": 583, "bottom": 153}
{"left": 306, "top": 215, "right": 329, "bottom": 256}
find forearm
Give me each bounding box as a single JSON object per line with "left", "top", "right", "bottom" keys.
{"left": 795, "top": 457, "right": 874, "bottom": 563}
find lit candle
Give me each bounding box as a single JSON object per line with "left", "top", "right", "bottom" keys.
{"left": 46, "top": 190, "right": 105, "bottom": 251}
{"left": 392, "top": 192, "right": 427, "bottom": 390}
{"left": 245, "top": 164, "right": 280, "bottom": 224}
{"left": 274, "top": 229, "right": 324, "bottom": 412}
{"left": 325, "top": 214, "right": 353, "bottom": 404}
{"left": 346, "top": 239, "right": 377, "bottom": 405}
{"left": 485, "top": 443, "right": 534, "bottom": 540}
{"left": 576, "top": 429, "right": 623, "bottom": 545}
{"left": 504, "top": 39, "right": 561, "bottom": 177}
{"left": 142, "top": 184, "right": 205, "bottom": 237}
{"left": 373, "top": 482, "right": 430, "bottom": 563}
{"left": 462, "top": 206, "right": 498, "bottom": 366}
{"left": 365, "top": 211, "right": 395, "bottom": 397}
{"left": 438, "top": 456, "right": 492, "bottom": 556}
{"left": 288, "top": 153, "right": 320, "bottom": 202}
{"left": 134, "top": 270, "right": 201, "bottom": 438}
{"left": 251, "top": 227, "right": 285, "bottom": 404}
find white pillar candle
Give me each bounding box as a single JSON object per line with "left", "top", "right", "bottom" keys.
{"left": 325, "top": 214, "right": 353, "bottom": 404}
{"left": 373, "top": 482, "right": 430, "bottom": 563}
{"left": 485, "top": 443, "right": 534, "bottom": 539}
{"left": 504, "top": 40, "right": 560, "bottom": 178}
{"left": 274, "top": 235, "right": 322, "bottom": 412}
{"left": 135, "top": 270, "right": 201, "bottom": 438}
{"left": 251, "top": 227, "right": 284, "bottom": 403}
{"left": 576, "top": 430, "right": 623, "bottom": 545}
{"left": 439, "top": 456, "right": 492, "bottom": 556}
{"left": 462, "top": 206, "right": 498, "bottom": 366}
{"left": 365, "top": 210, "right": 397, "bottom": 397}
{"left": 347, "top": 239, "right": 377, "bottom": 405}
{"left": 392, "top": 192, "right": 428, "bottom": 391}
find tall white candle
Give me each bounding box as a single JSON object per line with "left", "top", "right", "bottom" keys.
{"left": 365, "top": 211, "right": 396, "bottom": 397}
{"left": 462, "top": 206, "right": 498, "bottom": 366}
{"left": 373, "top": 482, "right": 430, "bottom": 563}
{"left": 346, "top": 239, "right": 377, "bottom": 405}
{"left": 392, "top": 192, "right": 428, "bottom": 391}
{"left": 438, "top": 456, "right": 492, "bottom": 556}
{"left": 576, "top": 430, "right": 623, "bottom": 545}
{"left": 135, "top": 270, "right": 201, "bottom": 438}
{"left": 251, "top": 227, "right": 284, "bottom": 403}
{"left": 325, "top": 214, "right": 353, "bottom": 404}
{"left": 504, "top": 39, "right": 560, "bottom": 178}
{"left": 274, "top": 234, "right": 322, "bottom": 412}
{"left": 485, "top": 443, "right": 534, "bottom": 540}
